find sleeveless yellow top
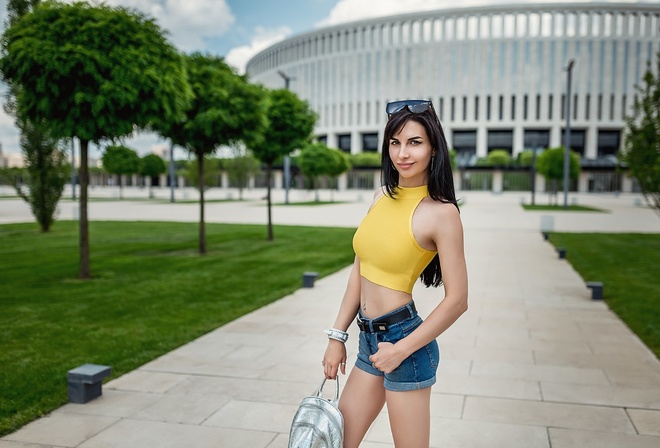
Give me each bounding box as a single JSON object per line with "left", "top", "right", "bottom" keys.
{"left": 352, "top": 185, "right": 437, "bottom": 293}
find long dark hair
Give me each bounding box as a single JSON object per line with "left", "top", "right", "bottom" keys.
{"left": 380, "top": 105, "right": 458, "bottom": 288}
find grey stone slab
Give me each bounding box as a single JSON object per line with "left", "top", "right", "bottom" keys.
{"left": 202, "top": 400, "right": 299, "bottom": 434}
{"left": 541, "top": 382, "right": 660, "bottom": 410}
{"left": 0, "top": 443, "right": 57, "bottom": 448}
{"left": 57, "top": 390, "right": 161, "bottom": 418}
{"left": 3, "top": 414, "right": 118, "bottom": 447}
{"left": 434, "top": 375, "right": 542, "bottom": 401}
{"left": 366, "top": 415, "right": 550, "bottom": 448}
{"left": 79, "top": 419, "right": 277, "bottom": 448}
{"left": 549, "top": 428, "right": 660, "bottom": 448}
{"left": 471, "top": 360, "right": 610, "bottom": 385}
{"left": 440, "top": 345, "right": 535, "bottom": 364}
{"left": 628, "top": 409, "right": 660, "bottom": 436}
{"left": 104, "top": 370, "right": 189, "bottom": 393}
{"left": 463, "top": 396, "right": 635, "bottom": 434}
{"left": 131, "top": 391, "right": 231, "bottom": 425}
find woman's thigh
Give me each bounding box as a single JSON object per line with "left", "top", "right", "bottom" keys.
{"left": 339, "top": 368, "right": 386, "bottom": 448}
{"left": 386, "top": 387, "right": 432, "bottom": 448}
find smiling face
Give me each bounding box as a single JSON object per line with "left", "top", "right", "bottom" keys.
{"left": 388, "top": 119, "right": 435, "bottom": 187}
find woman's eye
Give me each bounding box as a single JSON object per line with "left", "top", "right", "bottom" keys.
{"left": 390, "top": 140, "right": 399, "bottom": 146}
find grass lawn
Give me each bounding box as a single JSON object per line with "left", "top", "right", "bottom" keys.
{"left": 548, "top": 233, "right": 660, "bottom": 359}
{"left": 523, "top": 204, "right": 605, "bottom": 212}
{"left": 0, "top": 221, "right": 356, "bottom": 436}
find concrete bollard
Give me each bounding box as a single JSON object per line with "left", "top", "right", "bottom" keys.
{"left": 67, "top": 364, "right": 111, "bottom": 404}
{"left": 302, "top": 272, "right": 319, "bottom": 288}
{"left": 586, "top": 281, "right": 604, "bottom": 300}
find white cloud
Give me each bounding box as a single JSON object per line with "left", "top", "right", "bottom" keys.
{"left": 70, "top": 0, "right": 235, "bottom": 51}
{"left": 225, "top": 26, "right": 292, "bottom": 74}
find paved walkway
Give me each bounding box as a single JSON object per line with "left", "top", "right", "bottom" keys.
{"left": 1, "top": 188, "right": 659, "bottom": 447}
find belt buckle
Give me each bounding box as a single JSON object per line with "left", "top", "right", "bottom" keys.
{"left": 373, "top": 322, "right": 389, "bottom": 332}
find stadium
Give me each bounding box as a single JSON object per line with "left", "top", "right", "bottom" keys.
{"left": 247, "top": 2, "right": 660, "bottom": 193}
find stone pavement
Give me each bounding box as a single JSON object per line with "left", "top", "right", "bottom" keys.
{"left": 1, "top": 188, "right": 659, "bottom": 447}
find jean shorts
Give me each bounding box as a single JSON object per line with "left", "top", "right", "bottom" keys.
{"left": 355, "top": 303, "right": 440, "bottom": 391}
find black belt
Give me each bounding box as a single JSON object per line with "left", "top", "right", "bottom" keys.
{"left": 356, "top": 302, "right": 417, "bottom": 333}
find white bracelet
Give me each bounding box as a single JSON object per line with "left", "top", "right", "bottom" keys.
{"left": 325, "top": 328, "right": 349, "bottom": 343}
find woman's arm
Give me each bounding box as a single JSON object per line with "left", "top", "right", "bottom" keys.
{"left": 323, "top": 255, "right": 361, "bottom": 379}
{"left": 369, "top": 203, "right": 468, "bottom": 373}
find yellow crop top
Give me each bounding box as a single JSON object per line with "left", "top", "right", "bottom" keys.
{"left": 352, "top": 185, "right": 437, "bottom": 293}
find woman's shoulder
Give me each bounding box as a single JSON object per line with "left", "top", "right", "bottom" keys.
{"left": 420, "top": 196, "right": 460, "bottom": 219}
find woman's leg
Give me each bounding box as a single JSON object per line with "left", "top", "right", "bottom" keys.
{"left": 339, "top": 368, "right": 386, "bottom": 448}
{"left": 386, "top": 387, "right": 432, "bottom": 448}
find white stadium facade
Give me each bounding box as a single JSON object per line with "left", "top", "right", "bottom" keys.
{"left": 247, "top": 2, "right": 660, "bottom": 193}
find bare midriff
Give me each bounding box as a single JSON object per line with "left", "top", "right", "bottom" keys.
{"left": 359, "top": 276, "right": 413, "bottom": 319}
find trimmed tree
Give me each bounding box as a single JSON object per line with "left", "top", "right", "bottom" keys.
{"left": 139, "top": 153, "right": 167, "bottom": 198}
{"left": 251, "top": 89, "right": 317, "bottom": 240}
{"left": 101, "top": 145, "right": 140, "bottom": 199}
{"left": 224, "top": 144, "right": 260, "bottom": 200}
{"left": 15, "top": 120, "right": 69, "bottom": 232}
{"left": 536, "top": 147, "right": 580, "bottom": 205}
{"left": 0, "top": 2, "right": 191, "bottom": 278}
{"left": 155, "top": 53, "right": 265, "bottom": 254}
{"left": 622, "top": 51, "right": 660, "bottom": 212}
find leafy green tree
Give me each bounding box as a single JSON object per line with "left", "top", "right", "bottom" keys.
{"left": 139, "top": 154, "right": 167, "bottom": 198}
{"left": 327, "top": 148, "right": 351, "bottom": 202}
{"left": 298, "top": 143, "right": 337, "bottom": 201}
{"left": 251, "top": 89, "right": 316, "bottom": 239}
{"left": 182, "top": 157, "right": 222, "bottom": 191}
{"left": 536, "top": 147, "right": 580, "bottom": 205}
{"left": 224, "top": 145, "right": 260, "bottom": 200}
{"left": 486, "top": 149, "right": 512, "bottom": 167}
{"left": 350, "top": 152, "right": 381, "bottom": 168}
{"left": 101, "top": 145, "right": 140, "bottom": 199}
{"left": 5, "top": 0, "right": 41, "bottom": 26}
{"left": 0, "top": 2, "right": 191, "bottom": 278}
{"left": 15, "top": 121, "right": 69, "bottom": 232}
{"left": 155, "top": 53, "right": 265, "bottom": 253}
{"left": 622, "top": 51, "right": 660, "bottom": 211}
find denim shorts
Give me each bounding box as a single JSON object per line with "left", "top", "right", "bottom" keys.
{"left": 355, "top": 303, "right": 440, "bottom": 391}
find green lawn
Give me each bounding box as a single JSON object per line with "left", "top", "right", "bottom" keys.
{"left": 548, "top": 233, "right": 660, "bottom": 359}
{"left": 0, "top": 221, "right": 356, "bottom": 436}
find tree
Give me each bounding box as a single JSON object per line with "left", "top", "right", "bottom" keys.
{"left": 299, "top": 143, "right": 351, "bottom": 202}
{"left": 139, "top": 154, "right": 167, "bottom": 198}
{"left": 326, "top": 148, "right": 352, "bottom": 202}
{"left": 536, "top": 147, "right": 580, "bottom": 205}
{"left": 182, "top": 157, "right": 222, "bottom": 191}
{"left": 224, "top": 144, "right": 260, "bottom": 200}
{"left": 251, "top": 89, "right": 316, "bottom": 240}
{"left": 622, "top": 51, "right": 660, "bottom": 211}
{"left": 0, "top": 2, "right": 191, "bottom": 278}
{"left": 154, "top": 53, "right": 265, "bottom": 254}
{"left": 486, "top": 149, "right": 512, "bottom": 167}
{"left": 15, "top": 120, "right": 69, "bottom": 232}
{"left": 5, "top": 0, "right": 68, "bottom": 232}
{"left": 101, "top": 145, "right": 140, "bottom": 199}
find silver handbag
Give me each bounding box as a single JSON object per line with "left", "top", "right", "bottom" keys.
{"left": 288, "top": 377, "right": 344, "bottom": 448}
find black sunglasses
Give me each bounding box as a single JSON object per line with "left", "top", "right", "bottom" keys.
{"left": 386, "top": 99, "right": 433, "bottom": 116}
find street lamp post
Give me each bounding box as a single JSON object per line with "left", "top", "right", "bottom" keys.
{"left": 277, "top": 70, "right": 295, "bottom": 205}
{"left": 563, "top": 59, "right": 575, "bottom": 210}
{"left": 169, "top": 142, "right": 175, "bottom": 203}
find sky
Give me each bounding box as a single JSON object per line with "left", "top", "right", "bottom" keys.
{"left": 0, "top": 0, "right": 653, "bottom": 159}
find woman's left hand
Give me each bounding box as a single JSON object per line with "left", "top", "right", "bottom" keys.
{"left": 369, "top": 342, "right": 405, "bottom": 374}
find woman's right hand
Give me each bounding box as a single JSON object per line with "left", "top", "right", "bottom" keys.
{"left": 322, "top": 339, "right": 347, "bottom": 379}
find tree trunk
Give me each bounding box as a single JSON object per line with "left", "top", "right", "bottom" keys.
{"left": 198, "top": 152, "right": 206, "bottom": 254}
{"left": 79, "top": 139, "right": 91, "bottom": 279}
{"left": 266, "top": 163, "right": 273, "bottom": 241}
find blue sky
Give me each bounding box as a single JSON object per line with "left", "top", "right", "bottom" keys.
{"left": 0, "top": 0, "right": 651, "bottom": 159}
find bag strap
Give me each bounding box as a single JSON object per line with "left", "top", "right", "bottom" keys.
{"left": 316, "top": 376, "right": 340, "bottom": 403}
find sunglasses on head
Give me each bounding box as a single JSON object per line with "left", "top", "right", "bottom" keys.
{"left": 386, "top": 99, "right": 433, "bottom": 116}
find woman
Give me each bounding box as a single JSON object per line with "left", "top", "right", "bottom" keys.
{"left": 322, "top": 99, "right": 468, "bottom": 447}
